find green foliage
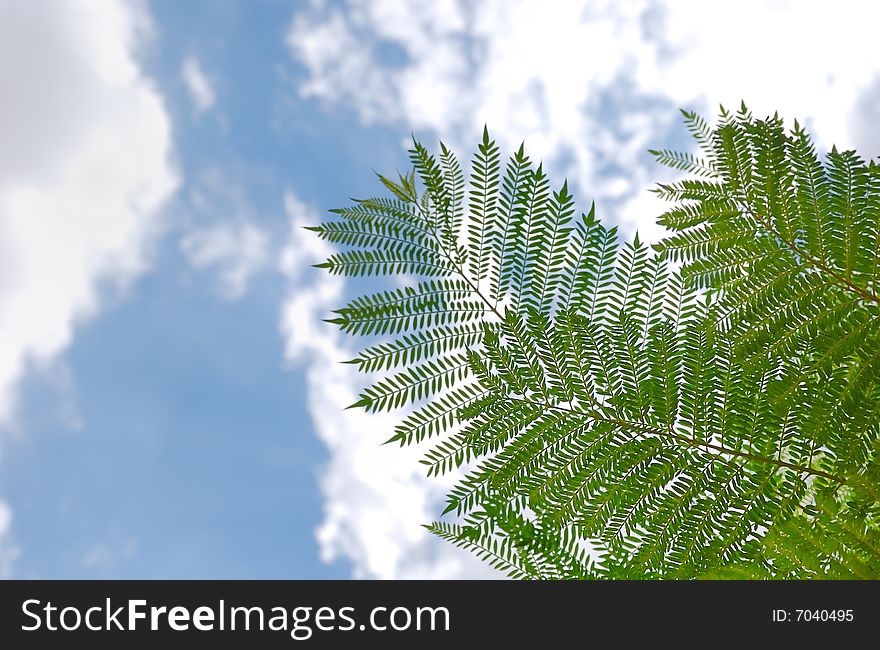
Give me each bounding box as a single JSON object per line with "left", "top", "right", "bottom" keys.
{"left": 704, "top": 454, "right": 880, "bottom": 579}
{"left": 653, "top": 106, "right": 880, "bottom": 480}
{"left": 311, "top": 110, "right": 880, "bottom": 579}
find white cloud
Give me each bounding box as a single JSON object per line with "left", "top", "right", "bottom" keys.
{"left": 82, "top": 537, "right": 138, "bottom": 572}
{"left": 284, "top": 0, "right": 880, "bottom": 578}
{"left": 0, "top": 0, "right": 177, "bottom": 576}
{"left": 0, "top": 499, "right": 19, "bottom": 578}
{"left": 280, "top": 192, "right": 498, "bottom": 579}
{"left": 180, "top": 221, "right": 269, "bottom": 300}
{"left": 287, "top": 0, "right": 880, "bottom": 242}
{"left": 0, "top": 0, "right": 178, "bottom": 426}
{"left": 181, "top": 55, "right": 216, "bottom": 115}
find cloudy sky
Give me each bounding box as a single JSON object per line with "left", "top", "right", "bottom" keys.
{"left": 1, "top": 0, "right": 878, "bottom": 579}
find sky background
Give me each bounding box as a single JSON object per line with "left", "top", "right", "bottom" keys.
{"left": 1, "top": 0, "right": 879, "bottom": 579}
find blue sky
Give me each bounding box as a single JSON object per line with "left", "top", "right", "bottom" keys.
{"left": 1, "top": 0, "right": 347, "bottom": 578}
{"left": 1, "top": 0, "right": 879, "bottom": 579}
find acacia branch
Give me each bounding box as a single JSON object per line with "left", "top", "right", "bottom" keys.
{"left": 515, "top": 397, "right": 848, "bottom": 485}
